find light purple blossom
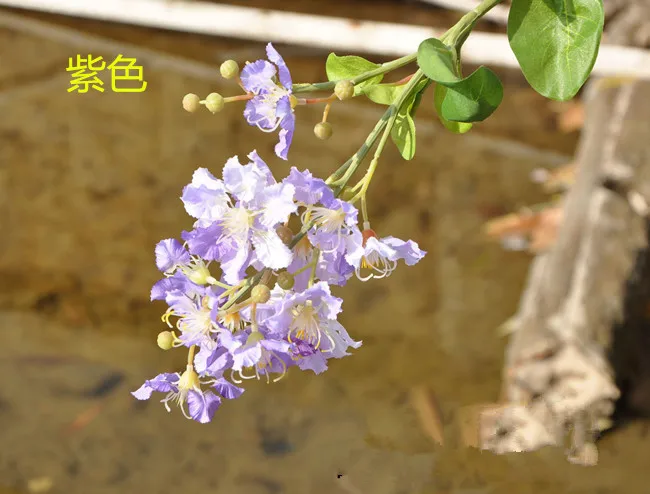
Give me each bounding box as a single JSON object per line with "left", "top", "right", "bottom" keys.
{"left": 164, "top": 289, "right": 221, "bottom": 347}
{"left": 346, "top": 229, "right": 427, "bottom": 281}
{"left": 131, "top": 369, "right": 222, "bottom": 424}
{"left": 219, "top": 328, "right": 293, "bottom": 383}
{"left": 181, "top": 151, "right": 297, "bottom": 284}
{"left": 264, "top": 282, "right": 361, "bottom": 357}
{"left": 241, "top": 43, "right": 295, "bottom": 160}
{"left": 306, "top": 197, "right": 360, "bottom": 254}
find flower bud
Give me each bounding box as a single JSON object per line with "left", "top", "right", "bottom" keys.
{"left": 276, "top": 225, "right": 294, "bottom": 245}
{"left": 277, "top": 271, "right": 295, "bottom": 290}
{"left": 334, "top": 80, "right": 354, "bottom": 100}
{"left": 314, "top": 122, "right": 333, "bottom": 140}
{"left": 220, "top": 60, "right": 240, "bottom": 79}
{"left": 187, "top": 265, "right": 211, "bottom": 285}
{"left": 251, "top": 284, "right": 271, "bottom": 304}
{"left": 205, "top": 92, "right": 224, "bottom": 114}
{"left": 157, "top": 331, "right": 175, "bottom": 350}
{"left": 182, "top": 93, "right": 201, "bottom": 113}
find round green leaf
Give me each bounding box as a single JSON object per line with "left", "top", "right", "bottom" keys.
{"left": 325, "top": 53, "right": 383, "bottom": 95}
{"left": 508, "top": 0, "right": 604, "bottom": 101}
{"left": 434, "top": 85, "right": 473, "bottom": 134}
{"left": 362, "top": 83, "right": 405, "bottom": 105}
{"left": 416, "top": 38, "right": 459, "bottom": 84}
{"left": 440, "top": 67, "right": 503, "bottom": 122}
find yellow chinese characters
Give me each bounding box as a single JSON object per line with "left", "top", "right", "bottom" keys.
{"left": 67, "top": 54, "right": 147, "bottom": 93}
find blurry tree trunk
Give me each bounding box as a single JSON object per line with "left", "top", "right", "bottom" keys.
{"left": 478, "top": 79, "right": 650, "bottom": 465}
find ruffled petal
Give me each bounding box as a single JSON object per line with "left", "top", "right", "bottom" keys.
{"left": 187, "top": 390, "right": 221, "bottom": 423}
{"left": 155, "top": 238, "right": 190, "bottom": 272}
{"left": 240, "top": 59, "right": 276, "bottom": 93}
{"left": 266, "top": 43, "right": 292, "bottom": 89}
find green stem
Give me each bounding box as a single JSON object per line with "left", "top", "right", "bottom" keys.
{"left": 443, "top": 0, "right": 504, "bottom": 48}
{"left": 325, "top": 110, "right": 390, "bottom": 187}
{"left": 220, "top": 271, "right": 265, "bottom": 312}
{"left": 292, "top": 53, "right": 417, "bottom": 94}
{"left": 350, "top": 70, "right": 427, "bottom": 221}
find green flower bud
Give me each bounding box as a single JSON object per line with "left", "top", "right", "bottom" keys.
{"left": 277, "top": 271, "right": 295, "bottom": 290}
{"left": 157, "top": 331, "right": 174, "bottom": 350}
{"left": 334, "top": 80, "right": 354, "bottom": 100}
{"left": 187, "top": 265, "right": 211, "bottom": 285}
{"left": 276, "top": 225, "right": 294, "bottom": 245}
{"left": 314, "top": 122, "right": 333, "bottom": 140}
{"left": 182, "top": 93, "right": 201, "bottom": 113}
{"left": 205, "top": 92, "right": 224, "bottom": 114}
{"left": 251, "top": 284, "right": 271, "bottom": 304}
{"left": 220, "top": 60, "right": 240, "bottom": 80}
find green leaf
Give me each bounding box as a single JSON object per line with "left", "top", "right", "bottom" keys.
{"left": 440, "top": 67, "right": 503, "bottom": 122}
{"left": 416, "top": 38, "right": 459, "bottom": 84}
{"left": 389, "top": 79, "right": 430, "bottom": 160}
{"left": 508, "top": 0, "right": 604, "bottom": 101}
{"left": 362, "top": 83, "right": 406, "bottom": 105}
{"left": 417, "top": 37, "right": 503, "bottom": 122}
{"left": 391, "top": 103, "right": 416, "bottom": 160}
{"left": 434, "top": 84, "right": 473, "bottom": 134}
{"left": 325, "top": 53, "right": 383, "bottom": 96}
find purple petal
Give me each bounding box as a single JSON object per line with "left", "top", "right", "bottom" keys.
{"left": 243, "top": 97, "right": 275, "bottom": 129}
{"left": 155, "top": 238, "right": 191, "bottom": 272}
{"left": 247, "top": 150, "right": 275, "bottom": 185}
{"left": 181, "top": 168, "right": 229, "bottom": 223}
{"left": 221, "top": 244, "right": 251, "bottom": 285}
{"left": 322, "top": 320, "right": 362, "bottom": 358}
{"left": 297, "top": 352, "right": 329, "bottom": 374}
{"left": 344, "top": 229, "right": 365, "bottom": 268}
{"left": 316, "top": 250, "right": 355, "bottom": 286}
{"left": 187, "top": 390, "right": 221, "bottom": 423}
{"left": 273, "top": 96, "right": 295, "bottom": 160}
{"left": 283, "top": 168, "right": 334, "bottom": 205}
{"left": 232, "top": 341, "right": 263, "bottom": 370}
{"left": 382, "top": 237, "right": 426, "bottom": 265}
{"left": 275, "top": 128, "right": 293, "bottom": 161}
{"left": 151, "top": 272, "right": 192, "bottom": 301}
{"left": 218, "top": 329, "right": 246, "bottom": 352}
{"left": 251, "top": 229, "right": 292, "bottom": 270}
{"left": 131, "top": 373, "right": 179, "bottom": 399}
{"left": 222, "top": 153, "right": 274, "bottom": 203}
{"left": 213, "top": 378, "right": 245, "bottom": 399}
{"left": 266, "top": 43, "right": 292, "bottom": 89}
{"left": 182, "top": 224, "right": 232, "bottom": 262}
{"left": 364, "top": 236, "right": 397, "bottom": 260}
{"left": 240, "top": 59, "right": 276, "bottom": 93}
{"left": 256, "top": 182, "right": 297, "bottom": 227}
{"left": 194, "top": 345, "right": 232, "bottom": 376}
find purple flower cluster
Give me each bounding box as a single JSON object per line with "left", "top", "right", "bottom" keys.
{"left": 133, "top": 151, "right": 426, "bottom": 422}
